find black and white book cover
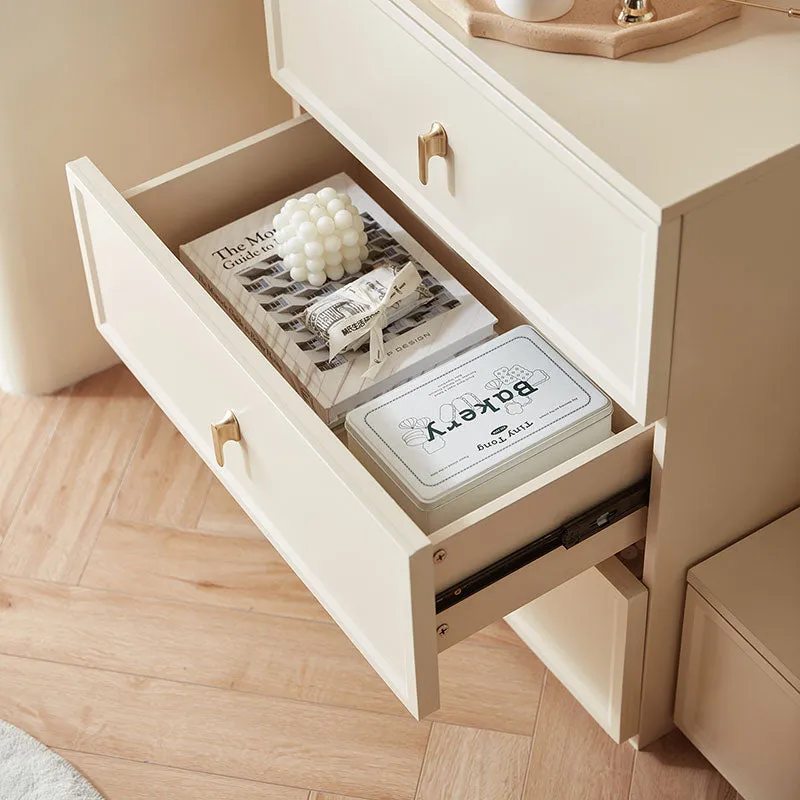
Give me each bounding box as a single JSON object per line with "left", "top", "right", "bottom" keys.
{"left": 180, "top": 173, "right": 497, "bottom": 426}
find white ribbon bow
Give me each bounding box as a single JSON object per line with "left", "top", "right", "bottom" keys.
{"left": 327, "top": 263, "right": 422, "bottom": 379}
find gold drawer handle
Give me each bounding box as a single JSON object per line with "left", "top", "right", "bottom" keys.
{"left": 418, "top": 122, "right": 448, "bottom": 186}
{"left": 211, "top": 410, "right": 241, "bottom": 467}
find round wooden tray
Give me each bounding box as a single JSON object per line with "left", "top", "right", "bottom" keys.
{"left": 429, "top": 0, "right": 741, "bottom": 58}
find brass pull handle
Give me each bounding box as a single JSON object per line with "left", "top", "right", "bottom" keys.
{"left": 418, "top": 122, "right": 448, "bottom": 186}
{"left": 211, "top": 410, "right": 241, "bottom": 467}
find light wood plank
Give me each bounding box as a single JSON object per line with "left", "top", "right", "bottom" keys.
{"left": 80, "top": 519, "right": 330, "bottom": 622}
{"left": 522, "top": 673, "right": 634, "bottom": 800}
{"left": 56, "top": 751, "right": 307, "bottom": 800}
{"left": 434, "top": 645, "right": 543, "bottom": 735}
{"left": 416, "top": 723, "right": 530, "bottom": 800}
{"left": 630, "top": 730, "right": 741, "bottom": 800}
{"left": 0, "top": 653, "right": 429, "bottom": 800}
{"left": 465, "top": 620, "right": 525, "bottom": 651}
{"left": 0, "top": 366, "right": 151, "bottom": 582}
{"left": 111, "top": 406, "right": 213, "bottom": 529}
{"left": 196, "top": 479, "right": 263, "bottom": 538}
{"left": 0, "top": 575, "right": 372, "bottom": 706}
{"left": 310, "top": 794, "right": 370, "bottom": 800}
{"left": 0, "top": 390, "right": 67, "bottom": 535}
{"left": 0, "top": 576, "right": 541, "bottom": 734}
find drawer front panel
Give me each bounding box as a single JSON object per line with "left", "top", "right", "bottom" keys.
{"left": 268, "top": 0, "right": 676, "bottom": 424}
{"left": 67, "top": 152, "right": 439, "bottom": 720}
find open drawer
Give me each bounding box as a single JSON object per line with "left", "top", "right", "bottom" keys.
{"left": 67, "top": 115, "right": 653, "bottom": 720}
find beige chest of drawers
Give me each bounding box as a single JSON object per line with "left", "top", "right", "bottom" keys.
{"left": 67, "top": 1, "right": 800, "bottom": 747}
{"left": 677, "top": 509, "right": 800, "bottom": 799}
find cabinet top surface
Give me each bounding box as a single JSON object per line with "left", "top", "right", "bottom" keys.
{"left": 398, "top": 1, "right": 800, "bottom": 216}
{"left": 689, "top": 508, "right": 800, "bottom": 689}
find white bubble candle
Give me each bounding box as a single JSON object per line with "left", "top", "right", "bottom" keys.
{"left": 273, "top": 187, "right": 369, "bottom": 286}
{"left": 496, "top": 0, "right": 574, "bottom": 21}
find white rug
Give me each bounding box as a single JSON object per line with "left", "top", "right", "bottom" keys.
{"left": 0, "top": 720, "right": 104, "bottom": 800}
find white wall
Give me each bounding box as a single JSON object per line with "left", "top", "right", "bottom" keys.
{"left": 0, "top": 0, "right": 292, "bottom": 394}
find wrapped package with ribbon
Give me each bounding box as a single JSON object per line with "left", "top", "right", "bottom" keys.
{"left": 304, "top": 263, "right": 432, "bottom": 379}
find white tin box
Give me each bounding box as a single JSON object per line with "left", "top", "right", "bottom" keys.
{"left": 346, "top": 325, "right": 613, "bottom": 532}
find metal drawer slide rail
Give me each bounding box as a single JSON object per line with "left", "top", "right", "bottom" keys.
{"left": 434, "top": 479, "right": 650, "bottom": 614}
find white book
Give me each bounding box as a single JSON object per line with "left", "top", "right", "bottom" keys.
{"left": 179, "top": 173, "right": 497, "bottom": 427}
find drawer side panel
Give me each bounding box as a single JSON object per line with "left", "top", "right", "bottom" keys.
{"left": 506, "top": 557, "right": 648, "bottom": 742}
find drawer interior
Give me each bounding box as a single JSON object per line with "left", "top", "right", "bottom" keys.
{"left": 125, "top": 117, "right": 652, "bottom": 643}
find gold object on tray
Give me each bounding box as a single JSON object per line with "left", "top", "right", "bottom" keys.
{"left": 428, "top": 0, "right": 741, "bottom": 59}
{"left": 698, "top": 0, "right": 797, "bottom": 14}
{"left": 616, "top": 0, "right": 798, "bottom": 24}
{"left": 614, "top": 0, "right": 657, "bottom": 25}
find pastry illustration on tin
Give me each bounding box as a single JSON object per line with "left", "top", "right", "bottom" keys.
{"left": 488, "top": 365, "right": 549, "bottom": 387}
{"left": 399, "top": 416, "right": 444, "bottom": 453}
{"left": 438, "top": 394, "right": 483, "bottom": 427}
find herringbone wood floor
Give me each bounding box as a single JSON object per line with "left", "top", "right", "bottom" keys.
{"left": 0, "top": 365, "right": 741, "bottom": 800}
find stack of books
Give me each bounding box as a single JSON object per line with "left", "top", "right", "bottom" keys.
{"left": 180, "top": 173, "right": 497, "bottom": 427}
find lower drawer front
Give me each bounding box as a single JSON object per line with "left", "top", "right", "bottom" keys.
{"left": 676, "top": 587, "right": 800, "bottom": 800}
{"left": 67, "top": 115, "right": 652, "bottom": 724}
{"left": 69, "top": 151, "right": 438, "bottom": 720}
{"left": 269, "top": 0, "right": 675, "bottom": 424}
{"left": 506, "top": 556, "right": 647, "bottom": 743}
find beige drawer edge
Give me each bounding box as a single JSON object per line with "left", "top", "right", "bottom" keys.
{"left": 67, "top": 115, "right": 653, "bottom": 723}
{"left": 506, "top": 557, "right": 648, "bottom": 743}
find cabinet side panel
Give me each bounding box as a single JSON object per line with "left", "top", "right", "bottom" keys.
{"left": 637, "top": 154, "right": 800, "bottom": 745}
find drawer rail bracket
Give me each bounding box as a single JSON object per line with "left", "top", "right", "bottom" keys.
{"left": 434, "top": 479, "right": 650, "bottom": 615}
